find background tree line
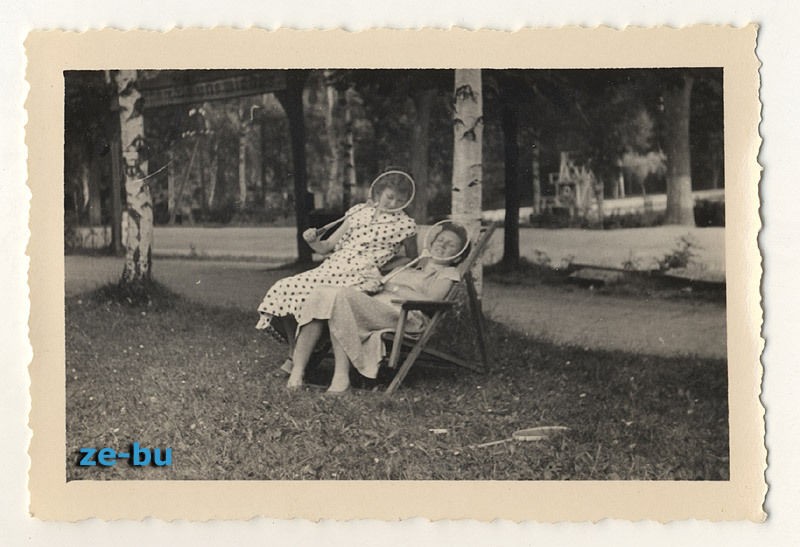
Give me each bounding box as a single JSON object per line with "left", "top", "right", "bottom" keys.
{"left": 65, "top": 67, "right": 723, "bottom": 232}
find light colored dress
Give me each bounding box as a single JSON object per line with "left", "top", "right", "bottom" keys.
{"left": 256, "top": 202, "right": 416, "bottom": 330}
{"left": 296, "top": 264, "right": 460, "bottom": 378}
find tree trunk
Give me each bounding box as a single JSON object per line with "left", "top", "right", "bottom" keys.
{"left": 276, "top": 70, "right": 313, "bottom": 265}
{"left": 250, "top": 122, "right": 264, "bottom": 208}
{"left": 342, "top": 85, "right": 357, "bottom": 210}
{"left": 324, "top": 72, "right": 342, "bottom": 210}
{"left": 115, "top": 70, "right": 153, "bottom": 283}
{"left": 664, "top": 75, "right": 695, "bottom": 225}
{"left": 710, "top": 162, "right": 720, "bottom": 189}
{"left": 501, "top": 100, "right": 520, "bottom": 270}
{"left": 208, "top": 140, "right": 218, "bottom": 208}
{"left": 198, "top": 137, "right": 208, "bottom": 217}
{"left": 451, "top": 69, "right": 484, "bottom": 295}
{"left": 79, "top": 163, "right": 90, "bottom": 219}
{"left": 167, "top": 149, "right": 176, "bottom": 223}
{"left": 88, "top": 150, "right": 103, "bottom": 226}
{"left": 238, "top": 130, "right": 248, "bottom": 210}
{"left": 613, "top": 168, "right": 625, "bottom": 199}
{"left": 593, "top": 172, "right": 605, "bottom": 227}
{"left": 109, "top": 128, "right": 124, "bottom": 255}
{"left": 409, "top": 88, "right": 435, "bottom": 224}
{"left": 531, "top": 138, "right": 541, "bottom": 215}
{"left": 257, "top": 119, "right": 268, "bottom": 207}
{"left": 169, "top": 138, "right": 199, "bottom": 225}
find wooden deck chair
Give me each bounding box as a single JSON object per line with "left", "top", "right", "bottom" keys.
{"left": 382, "top": 222, "right": 496, "bottom": 395}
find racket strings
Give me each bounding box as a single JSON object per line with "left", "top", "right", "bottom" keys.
{"left": 314, "top": 170, "right": 415, "bottom": 238}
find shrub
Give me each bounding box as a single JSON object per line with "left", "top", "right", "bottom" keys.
{"left": 64, "top": 210, "right": 82, "bottom": 252}
{"left": 529, "top": 207, "right": 574, "bottom": 229}
{"left": 656, "top": 235, "right": 700, "bottom": 271}
{"left": 603, "top": 210, "right": 665, "bottom": 230}
{"left": 229, "top": 206, "right": 279, "bottom": 225}
{"left": 694, "top": 199, "right": 725, "bottom": 227}
{"left": 530, "top": 208, "right": 666, "bottom": 230}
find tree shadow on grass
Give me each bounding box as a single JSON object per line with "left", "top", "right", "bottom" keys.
{"left": 64, "top": 288, "right": 729, "bottom": 481}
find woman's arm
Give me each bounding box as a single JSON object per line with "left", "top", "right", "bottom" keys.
{"left": 423, "top": 277, "right": 454, "bottom": 301}
{"left": 325, "top": 218, "right": 351, "bottom": 247}
{"left": 304, "top": 218, "right": 351, "bottom": 254}
{"left": 402, "top": 235, "right": 419, "bottom": 259}
{"left": 379, "top": 235, "right": 419, "bottom": 274}
{"left": 385, "top": 277, "right": 453, "bottom": 302}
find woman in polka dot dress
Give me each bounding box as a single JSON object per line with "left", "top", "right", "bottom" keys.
{"left": 256, "top": 175, "right": 417, "bottom": 368}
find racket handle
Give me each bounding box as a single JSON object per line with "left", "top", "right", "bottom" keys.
{"left": 380, "top": 256, "right": 422, "bottom": 284}
{"left": 315, "top": 216, "right": 346, "bottom": 238}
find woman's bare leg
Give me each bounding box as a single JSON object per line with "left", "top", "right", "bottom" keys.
{"left": 277, "top": 316, "right": 298, "bottom": 375}
{"left": 287, "top": 320, "right": 323, "bottom": 388}
{"left": 328, "top": 335, "right": 351, "bottom": 393}
{"left": 280, "top": 316, "right": 298, "bottom": 355}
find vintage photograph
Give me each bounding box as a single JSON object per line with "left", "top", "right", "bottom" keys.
{"left": 63, "top": 66, "right": 728, "bottom": 480}
{"left": 26, "top": 27, "right": 763, "bottom": 521}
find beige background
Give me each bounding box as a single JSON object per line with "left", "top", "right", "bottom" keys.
{"left": 26, "top": 27, "right": 763, "bottom": 522}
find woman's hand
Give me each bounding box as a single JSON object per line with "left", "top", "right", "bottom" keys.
{"left": 303, "top": 228, "right": 333, "bottom": 254}
{"left": 302, "top": 228, "right": 319, "bottom": 244}
{"left": 361, "top": 277, "right": 384, "bottom": 295}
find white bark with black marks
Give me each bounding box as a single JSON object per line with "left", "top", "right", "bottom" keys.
{"left": 451, "top": 69, "right": 484, "bottom": 295}
{"left": 115, "top": 70, "right": 153, "bottom": 283}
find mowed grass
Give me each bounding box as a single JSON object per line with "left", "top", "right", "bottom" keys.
{"left": 66, "top": 284, "right": 729, "bottom": 481}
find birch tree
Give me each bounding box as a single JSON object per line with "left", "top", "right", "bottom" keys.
{"left": 323, "top": 70, "right": 343, "bottom": 209}
{"left": 114, "top": 70, "right": 153, "bottom": 284}
{"left": 322, "top": 74, "right": 359, "bottom": 210}
{"left": 342, "top": 84, "right": 358, "bottom": 208}
{"left": 451, "top": 69, "right": 484, "bottom": 294}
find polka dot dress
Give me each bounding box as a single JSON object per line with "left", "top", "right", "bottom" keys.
{"left": 256, "top": 202, "right": 416, "bottom": 330}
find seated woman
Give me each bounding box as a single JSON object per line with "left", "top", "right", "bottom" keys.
{"left": 288, "top": 223, "right": 470, "bottom": 393}
{"left": 256, "top": 174, "right": 417, "bottom": 371}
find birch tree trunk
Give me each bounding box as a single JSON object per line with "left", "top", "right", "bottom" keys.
{"left": 324, "top": 72, "right": 343, "bottom": 209}
{"left": 664, "top": 75, "right": 696, "bottom": 226}
{"left": 115, "top": 70, "right": 153, "bottom": 284}
{"left": 451, "top": 69, "right": 484, "bottom": 295}
{"left": 342, "top": 85, "right": 357, "bottom": 210}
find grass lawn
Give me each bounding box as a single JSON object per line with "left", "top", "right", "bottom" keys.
{"left": 66, "top": 284, "right": 728, "bottom": 481}
{"left": 485, "top": 257, "right": 727, "bottom": 304}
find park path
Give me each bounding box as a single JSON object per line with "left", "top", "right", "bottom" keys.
{"left": 65, "top": 256, "right": 727, "bottom": 360}
{"left": 107, "top": 225, "right": 725, "bottom": 273}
